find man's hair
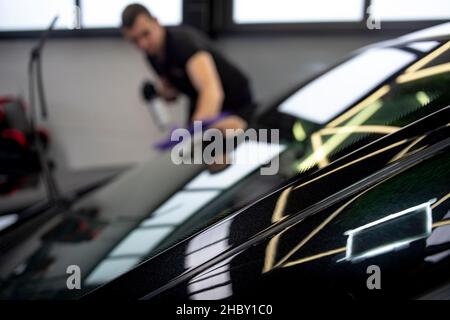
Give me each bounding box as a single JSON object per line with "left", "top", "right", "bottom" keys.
{"left": 121, "top": 3, "right": 154, "bottom": 29}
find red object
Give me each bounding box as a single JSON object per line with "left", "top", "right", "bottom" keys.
{"left": 0, "top": 96, "right": 13, "bottom": 105}
{"left": 2, "top": 129, "right": 28, "bottom": 148}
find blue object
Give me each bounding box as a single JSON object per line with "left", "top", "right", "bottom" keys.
{"left": 154, "top": 112, "right": 231, "bottom": 151}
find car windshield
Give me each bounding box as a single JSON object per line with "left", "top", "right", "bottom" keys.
{"left": 1, "top": 39, "right": 449, "bottom": 299}
{"left": 263, "top": 40, "right": 450, "bottom": 173}
{"left": 278, "top": 46, "right": 420, "bottom": 124}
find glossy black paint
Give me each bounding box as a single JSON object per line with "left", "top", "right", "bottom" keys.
{"left": 85, "top": 107, "right": 450, "bottom": 300}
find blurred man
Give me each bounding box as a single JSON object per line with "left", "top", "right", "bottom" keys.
{"left": 121, "top": 3, "right": 255, "bottom": 132}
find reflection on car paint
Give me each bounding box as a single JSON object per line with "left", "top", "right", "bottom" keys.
{"left": 279, "top": 49, "right": 416, "bottom": 123}
{"left": 343, "top": 200, "right": 434, "bottom": 262}
{"left": 185, "top": 220, "right": 233, "bottom": 300}
{"left": 266, "top": 184, "right": 449, "bottom": 272}
{"left": 294, "top": 41, "right": 450, "bottom": 172}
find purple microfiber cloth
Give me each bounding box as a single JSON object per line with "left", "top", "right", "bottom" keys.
{"left": 154, "top": 112, "right": 231, "bottom": 151}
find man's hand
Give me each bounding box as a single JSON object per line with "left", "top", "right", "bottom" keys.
{"left": 157, "top": 77, "right": 178, "bottom": 102}
{"left": 187, "top": 51, "right": 224, "bottom": 122}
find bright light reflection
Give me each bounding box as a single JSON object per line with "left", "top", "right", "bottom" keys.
{"left": 279, "top": 48, "right": 416, "bottom": 124}
{"left": 85, "top": 257, "right": 140, "bottom": 285}
{"left": 344, "top": 200, "right": 434, "bottom": 262}
{"left": 185, "top": 140, "right": 286, "bottom": 190}
{"left": 0, "top": 214, "right": 18, "bottom": 232}
{"left": 140, "top": 190, "right": 220, "bottom": 227}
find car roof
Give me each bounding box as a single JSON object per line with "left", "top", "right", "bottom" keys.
{"left": 398, "top": 22, "right": 450, "bottom": 43}
{"left": 358, "top": 22, "right": 450, "bottom": 53}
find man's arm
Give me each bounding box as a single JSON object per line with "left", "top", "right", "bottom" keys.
{"left": 186, "top": 51, "right": 224, "bottom": 122}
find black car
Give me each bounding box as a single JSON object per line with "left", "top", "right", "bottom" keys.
{"left": 1, "top": 24, "right": 449, "bottom": 300}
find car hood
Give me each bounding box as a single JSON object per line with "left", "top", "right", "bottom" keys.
{"left": 85, "top": 106, "right": 450, "bottom": 300}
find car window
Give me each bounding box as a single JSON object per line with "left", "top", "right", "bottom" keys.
{"left": 278, "top": 47, "right": 417, "bottom": 123}
{"left": 285, "top": 40, "right": 450, "bottom": 172}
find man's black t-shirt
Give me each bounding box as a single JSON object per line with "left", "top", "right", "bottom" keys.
{"left": 147, "top": 26, "right": 254, "bottom": 122}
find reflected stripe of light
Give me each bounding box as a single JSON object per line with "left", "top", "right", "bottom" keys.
{"left": 272, "top": 187, "right": 293, "bottom": 224}
{"left": 274, "top": 180, "right": 386, "bottom": 269}
{"left": 433, "top": 220, "right": 450, "bottom": 228}
{"left": 263, "top": 187, "right": 293, "bottom": 273}
{"left": 109, "top": 227, "right": 174, "bottom": 257}
{"left": 432, "top": 193, "right": 450, "bottom": 209}
{"left": 404, "top": 41, "right": 450, "bottom": 74}
{"left": 407, "top": 41, "right": 440, "bottom": 53}
{"left": 311, "top": 131, "right": 328, "bottom": 167}
{"left": 190, "top": 284, "right": 233, "bottom": 301}
{"left": 294, "top": 139, "right": 409, "bottom": 190}
{"left": 185, "top": 140, "right": 286, "bottom": 190}
{"left": 282, "top": 247, "right": 346, "bottom": 268}
{"left": 390, "top": 135, "right": 427, "bottom": 163}
{"left": 346, "top": 240, "right": 413, "bottom": 262}
{"left": 190, "top": 257, "right": 235, "bottom": 282}
{"left": 185, "top": 239, "right": 230, "bottom": 268}
{"left": 188, "top": 271, "right": 231, "bottom": 294}
{"left": 274, "top": 203, "right": 348, "bottom": 268}
{"left": 308, "top": 124, "right": 399, "bottom": 169}
{"left": 299, "top": 100, "right": 385, "bottom": 171}
{"left": 85, "top": 257, "right": 141, "bottom": 285}
{"left": 0, "top": 214, "right": 18, "bottom": 232}
{"left": 319, "top": 125, "right": 399, "bottom": 136}
{"left": 326, "top": 85, "right": 390, "bottom": 128}
{"left": 141, "top": 190, "right": 220, "bottom": 227}
{"left": 280, "top": 194, "right": 450, "bottom": 269}
{"left": 397, "top": 62, "right": 450, "bottom": 84}
{"left": 190, "top": 264, "right": 230, "bottom": 284}
{"left": 281, "top": 220, "right": 450, "bottom": 269}
{"left": 186, "top": 221, "right": 233, "bottom": 300}
{"left": 345, "top": 200, "right": 434, "bottom": 236}
{"left": 344, "top": 201, "right": 434, "bottom": 262}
